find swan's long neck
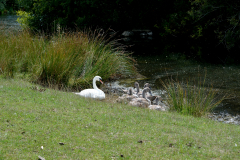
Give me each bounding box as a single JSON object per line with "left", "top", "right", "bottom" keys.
{"left": 143, "top": 88, "right": 151, "bottom": 105}
{"left": 93, "top": 77, "right": 99, "bottom": 90}
{"left": 129, "top": 88, "right": 133, "bottom": 95}
{"left": 135, "top": 83, "right": 139, "bottom": 93}
{"left": 142, "top": 89, "right": 147, "bottom": 98}
{"left": 155, "top": 97, "right": 159, "bottom": 105}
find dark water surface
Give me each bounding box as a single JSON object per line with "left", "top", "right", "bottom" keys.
{"left": 137, "top": 55, "right": 240, "bottom": 115}
{"left": 0, "top": 15, "right": 21, "bottom": 31}
{"left": 116, "top": 37, "right": 240, "bottom": 116}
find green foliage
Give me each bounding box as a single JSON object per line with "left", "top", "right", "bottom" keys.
{"left": 0, "top": 0, "right": 21, "bottom": 14}
{"left": 13, "top": 0, "right": 240, "bottom": 62}
{"left": 188, "top": 0, "right": 240, "bottom": 50}
{"left": 16, "top": 10, "right": 31, "bottom": 29}
{"left": 0, "top": 0, "right": 6, "bottom": 10}
{"left": 25, "top": 0, "right": 171, "bottom": 33}
{"left": 17, "top": 0, "right": 34, "bottom": 11}
{"left": 0, "top": 0, "right": 6, "bottom": 15}
{"left": 0, "top": 0, "right": 33, "bottom": 15}
{"left": 0, "top": 30, "right": 137, "bottom": 89}
{"left": 162, "top": 76, "right": 226, "bottom": 117}
{"left": 152, "top": 0, "right": 240, "bottom": 62}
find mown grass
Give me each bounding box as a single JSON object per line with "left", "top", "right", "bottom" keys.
{"left": 162, "top": 76, "right": 226, "bottom": 117}
{"left": 1, "top": 78, "right": 240, "bottom": 159}
{"left": 0, "top": 29, "right": 136, "bottom": 89}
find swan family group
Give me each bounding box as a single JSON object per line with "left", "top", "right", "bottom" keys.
{"left": 75, "top": 76, "right": 168, "bottom": 111}
{"left": 116, "top": 82, "right": 167, "bottom": 111}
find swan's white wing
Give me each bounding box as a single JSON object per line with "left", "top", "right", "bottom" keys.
{"left": 75, "top": 89, "right": 105, "bottom": 100}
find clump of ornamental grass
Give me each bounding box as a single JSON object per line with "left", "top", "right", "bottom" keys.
{"left": 0, "top": 29, "right": 137, "bottom": 89}
{"left": 0, "top": 30, "right": 41, "bottom": 77}
{"left": 71, "top": 29, "right": 136, "bottom": 88}
{"left": 162, "top": 75, "right": 226, "bottom": 117}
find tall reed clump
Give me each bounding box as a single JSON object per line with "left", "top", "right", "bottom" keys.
{"left": 71, "top": 30, "right": 137, "bottom": 88}
{"left": 0, "top": 30, "right": 42, "bottom": 77}
{"left": 162, "top": 76, "right": 226, "bottom": 117}
{"left": 0, "top": 30, "right": 137, "bottom": 89}
{"left": 33, "top": 32, "right": 87, "bottom": 86}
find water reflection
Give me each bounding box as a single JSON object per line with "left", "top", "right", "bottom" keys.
{"left": 0, "top": 15, "right": 21, "bottom": 31}
{"left": 112, "top": 53, "right": 240, "bottom": 115}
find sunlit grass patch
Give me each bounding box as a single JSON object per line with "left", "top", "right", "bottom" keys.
{"left": 0, "top": 78, "right": 240, "bottom": 159}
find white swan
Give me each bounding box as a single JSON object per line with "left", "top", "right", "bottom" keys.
{"left": 129, "top": 87, "right": 151, "bottom": 108}
{"left": 75, "top": 76, "right": 105, "bottom": 100}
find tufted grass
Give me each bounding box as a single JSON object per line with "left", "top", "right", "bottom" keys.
{"left": 0, "top": 29, "right": 137, "bottom": 89}
{"left": 162, "top": 76, "right": 226, "bottom": 117}
{"left": 0, "top": 77, "right": 240, "bottom": 159}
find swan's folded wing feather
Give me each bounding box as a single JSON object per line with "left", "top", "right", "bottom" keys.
{"left": 76, "top": 89, "right": 105, "bottom": 100}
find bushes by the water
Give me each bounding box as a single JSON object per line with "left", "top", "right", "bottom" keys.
{"left": 0, "top": 30, "right": 137, "bottom": 89}
{"left": 162, "top": 77, "right": 226, "bottom": 117}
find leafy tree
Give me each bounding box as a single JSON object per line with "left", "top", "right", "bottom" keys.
{"left": 155, "top": 0, "right": 240, "bottom": 63}
{"left": 1, "top": 0, "right": 32, "bottom": 13}
{"left": 190, "top": 0, "right": 240, "bottom": 50}
{"left": 20, "top": 0, "right": 240, "bottom": 63}
{"left": 0, "top": 0, "right": 6, "bottom": 10}
{"left": 17, "top": 0, "right": 34, "bottom": 11}
{"left": 26, "top": 0, "right": 173, "bottom": 33}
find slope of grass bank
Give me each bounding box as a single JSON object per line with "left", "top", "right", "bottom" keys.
{"left": 0, "top": 78, "right": 240, "bottom": 159}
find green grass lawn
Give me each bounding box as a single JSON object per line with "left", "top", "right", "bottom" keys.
{"left": 1, "top": 77, "right": 240, "bottom": 159}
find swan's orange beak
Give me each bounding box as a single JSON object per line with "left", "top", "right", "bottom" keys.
{"left": 99, "top": 80, "right": 103, "bottom": 84}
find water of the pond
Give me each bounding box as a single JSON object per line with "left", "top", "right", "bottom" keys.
{"left": 113, "top": 36, "right": 240, "bottom": 118}
{"left": 1, "top": 15, "right": 240, "bottom": 122}
{"left": 0, "top": 15, "right": 21, "bottom": 30}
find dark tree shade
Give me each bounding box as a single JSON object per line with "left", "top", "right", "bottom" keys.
{"left": 23, "top": 0, "right": 240, "bottom": 63}
{"left": 27, "top": 0, "right": 172, "bottom": 33}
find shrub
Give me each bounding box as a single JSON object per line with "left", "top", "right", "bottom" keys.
{"left": 0, "top": 30, "right": 137, "bottom": 89}
{"left": 162, "top": 76, "right": 226, "bottom": 117}
{"left": 16, "top": 10, "right": 32, "bottom": 29}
